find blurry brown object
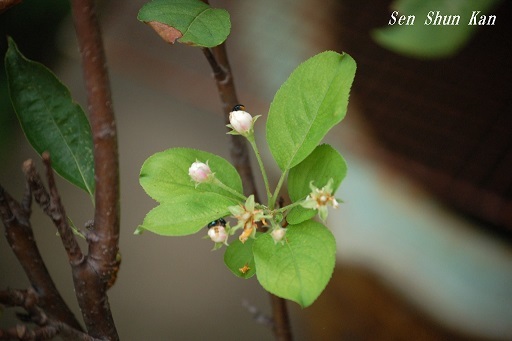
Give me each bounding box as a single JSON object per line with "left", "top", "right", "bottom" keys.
{"left": 336, "top": 1, "right": 512, "bottom": 233}
{"left": 303, "top": 265, "right": 484, "bottom": 340}
{"left": 0, "top": 0, "right": 22, "bottom": 14}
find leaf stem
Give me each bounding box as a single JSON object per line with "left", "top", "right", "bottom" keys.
{"left": 275, "top": 199, "right": 305, "bottom": 214}
{"left": 212, "top": 178, "right": 247, "bottom": 202}
{"left": 247, "top": 135, "right": 272, "bottom": 204}
{"left": 269, "top": 170, "right": 288, "bottom": 210}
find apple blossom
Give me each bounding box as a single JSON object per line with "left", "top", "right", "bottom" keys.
{"left": 301, "top": 178, "right": 340, "bottom": 222}
{"left": 228, "top": 195, "right": 272, "bottom": 243}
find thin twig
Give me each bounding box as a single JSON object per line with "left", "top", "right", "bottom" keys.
{"left": 201, "top": 47, "right": 258, "bottom": 197}
{"left": 22, "top": 155, "right": 84, "bottom": 265}
{"left": 0, "top": 183, "right": 83, "bottom": 331}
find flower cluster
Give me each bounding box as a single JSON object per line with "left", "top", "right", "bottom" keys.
{"left": 301, "top": 179, "right": 339, "bottom": 222}
{"left": 188, "top": 105, "right": 342, "bottom": 251}
{"left": 228, "top": 195, "right": 271, "bottom": 243}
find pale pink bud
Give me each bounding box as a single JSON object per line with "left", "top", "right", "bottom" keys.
{"left": 208, "top": 225, "right": 228, "bottom": 243}
{"left": 271, "top": 228, "right": 286, "bottom": 243}
{"left": 229, "top": 110, "right": 253, "bottom": 135}
{"left": 188, "top": 161, "right": 211, "bottom": 183}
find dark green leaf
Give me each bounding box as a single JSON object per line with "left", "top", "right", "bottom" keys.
{"left": 266, "top": 51, "right": 356, "bottom": 171}
{"left": 224, "top": 236, "right": 257, "bottom": 279}
{"left": 138, "top": 0, "right": 230, "bottom": 47}
{"left": 5, "top": 37, "right": 94, "bottom": 196}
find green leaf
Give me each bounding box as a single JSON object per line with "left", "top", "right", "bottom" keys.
{"left": 140, "top": 148, "right": 243, "bottom": 203}
{"left": 224, "top": 236, "right": 257, "bottom": 279}
{"left": 253, "top": 220, "right": 336, "bottom": 307}
{"left": 285, "top": 206, "right": 316, "bottom": 226}
{"left": 266, "top": 51, "right": 356, "bottom": 171}
{"left": 138, "top": 192, "right": 236, "bottom": 236}
{"left": 372, "top": 0, "right": 502, "bottom": 59}
{"left": 138, "top": 148, "right": 243, "bottom": 236}
{"left": 5, "top": 37, "right": 94, "bottom": 197}
{"left": 287, "top": 144, "right": 347, "bottom": 224}
{"left": 138, "top": 0, "right": 231, "bottom": 48}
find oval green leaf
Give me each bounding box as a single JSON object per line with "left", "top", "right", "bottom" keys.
{"left": 287, "top": 144, "right": 347, "bottom": 224}
{"left": 224, "top": 236, "right": 257, "bottom": 279}
{"left": 140, "top": 147, "right": 243, "bottom": 203}
{"left": 266, "top": 51, "right": 356, "bottom": 171}
{"left": 5, "top": 37, "right": 94, "bottom": 197}
{"left": 138, "top": 192, "right": 236, "bottom": 236}
{"left": 253, "top": 220, "right": 336, "bottom": 307}
{"left": 138, "top": 0, "right": 231, "bottom": 48}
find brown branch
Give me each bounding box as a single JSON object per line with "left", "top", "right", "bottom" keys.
{"left": 201, "top": 47, "right": 258, "bottom": 198}
{"left": 23, "top": 156, "right": 84, "bottom": 265}
{"left": 269, "top": 294, "right": 293, "bottom": 341}
{"left": 200, "top": 2, "right": 292, "bottom": 337}
{"left": 0, "top": 322, "right": 101, "bottom": 341}
{"left": 0, "top": 183, "right": 83, "bottom": 332}
{"left": 0, "top": 289, "right": 99, "bottom": 341}
{"left": 200, "top": 2, "right": 293, "bottom": 337}
{"left": 71, "top": 0, "right": 119, "bottom": 338}
{"left": 201, "top": 35, "right": 294, "bottom": 341}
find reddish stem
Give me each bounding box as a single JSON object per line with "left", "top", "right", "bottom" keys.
{"left": 71, "top": 0, "right": 120, "bottom": 338}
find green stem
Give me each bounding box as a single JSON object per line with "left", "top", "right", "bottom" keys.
{"left": 275, "top": 199, "right": 304, "bottom": 214}
{"left": 269, "top": 170, "right": 287, "bottom": 210}
{"left": 212, "top": 178, "right": 247, "bottom": 202}
{"left": 247, "top": 135, "right": 272, "bottom": 204}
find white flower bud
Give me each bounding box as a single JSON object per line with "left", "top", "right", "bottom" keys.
{"left": 208, "top": 225, "right": 228, "bottom": 243}
{"left": 229, "top": 110, "right": 253, "bottom": 135}
{"left": 271, "top": 227, "right": 286, "bottom": 244}
{"left": 188, "top": 161, "right": 212, "bottom": 183}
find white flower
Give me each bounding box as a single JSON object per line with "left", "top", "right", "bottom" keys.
{"left": 188, "top": 160, "right": 212, "bottom": 184}
{"left": 301, "top": 179, "right": 340, "bottom": 222}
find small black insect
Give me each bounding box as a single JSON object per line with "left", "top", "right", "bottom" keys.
{"left": 207, "top": 218, "right": 227, "bottom": 229}
{"left": 232, "top": 104, "right": 245, "bottom": 111}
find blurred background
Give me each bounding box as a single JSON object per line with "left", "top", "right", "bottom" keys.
{"left": 1, "top": 0, "right": 511, "bottom": 340}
